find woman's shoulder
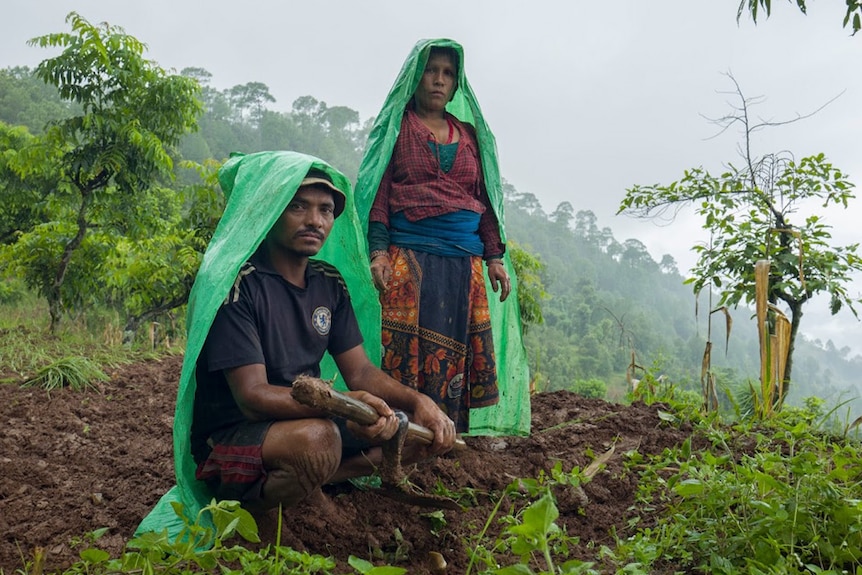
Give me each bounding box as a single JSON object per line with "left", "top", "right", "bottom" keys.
{"left": 446, "top": 113, "right": 478, "bottom": 142}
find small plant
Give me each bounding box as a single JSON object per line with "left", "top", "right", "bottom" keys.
{"left": 21, "top": 356, "right": 108, "bottom": 392}
{"left": 465, "top": 464, "right": 593, "bottom": 575}
{"left": 422, "top": 510, "right": 448, "bottom": 536}
{"left": 348, "top": 554, "right": 407, "bottom": 575}
{"left": 612, "top": 417, "right": 862, "bottom": 574}
{"left": 433, "top": 478, "right": 482, "bottom": 507}
{"left": 493, "top": 492, "right": 596, "bottom": 574}
{"left": 49, "top": 498, "right": 395, "bottom": 574}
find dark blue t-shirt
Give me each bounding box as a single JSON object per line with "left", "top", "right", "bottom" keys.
{"left": 191, "top": 249, "right": 363, "bottom": 461}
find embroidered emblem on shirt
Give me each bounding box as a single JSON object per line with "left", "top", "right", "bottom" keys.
{"left": 447, "top": 373, "right": 464, "bottom": 399}
{"left": 312, "top": 306, "right": 332, "bottom": 336}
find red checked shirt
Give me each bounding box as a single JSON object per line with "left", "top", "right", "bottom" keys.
{"left": 369, "top": 109, "right": 505, "bottom": 258}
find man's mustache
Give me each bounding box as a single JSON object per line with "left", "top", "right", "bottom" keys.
{"left": 296, "top": 228, "right": 325, "bottom": 240}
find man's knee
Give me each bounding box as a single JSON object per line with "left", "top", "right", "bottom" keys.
{"left": 260, "top": 419, "right": 342, "bottom": 504}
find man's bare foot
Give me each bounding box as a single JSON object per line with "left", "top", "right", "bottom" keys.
{"left": 297, "top": 486, "right": 338, "bottom": 515}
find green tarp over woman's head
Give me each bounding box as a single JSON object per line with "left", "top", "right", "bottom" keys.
{"left": 355, "top": 38, "right": 532, "bottom": 438}
{"left": 136, "top": 150, "right": 380, "bottom": 538}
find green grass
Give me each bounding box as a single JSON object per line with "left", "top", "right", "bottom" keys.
{"left": 20, "top": 356, "right": 109, "bottom": 392}
{"left": 0, "top": 292, "right": 181, "bottom": 384}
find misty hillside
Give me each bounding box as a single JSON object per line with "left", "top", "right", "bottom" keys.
{"left": 2, "top": 63, "right": 860, "bottom": 416}
{"left": 503, "top": 188, "right": 862, "bottom": 413}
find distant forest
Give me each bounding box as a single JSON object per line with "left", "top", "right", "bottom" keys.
{"left": 2, "top": 63, "right": 860, "bottom": 413}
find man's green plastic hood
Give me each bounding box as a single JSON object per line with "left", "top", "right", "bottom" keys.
{"left": 136, "top": 151, "right": 380, "bottom": 538}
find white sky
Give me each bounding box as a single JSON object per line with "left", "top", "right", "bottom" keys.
{"left": 2, "top": 0, "right": 861, "bottom": 354}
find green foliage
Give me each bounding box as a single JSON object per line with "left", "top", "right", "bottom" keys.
{"left": 621, "top": 157, "right": 858, "bottom": 319}
{"left": 628, "top": 367, "right": 708, "bottom": 425}
{"left": 571, "top": 378, "right": 607, "bottom": 399}
{"left": 12, "top": 12, "right": 203, "bottom": 332}
{"left": 28, "top": 498, "right": 350, "bottom": 575}
{"left": 20, "top": 356, "right": 108, "bottom": 392}
{"left": 102, "top": 165, "right": 223, "bottom": 343}
{"left": 509, "top": 241, "right": 547, "bottom": 334}
{"left": 0, "top": 66, "right": 74, "bottom": 133}
{"left": 2, "top": 223, "right": 115, "bottom": 313}
{"left": 0, "top": 121, "right": 63, "bottom": 245}
{"left": 348, "top": 555, "right": 407, "bottom": 575}
{"left": 0, "top": 277, "right": 27, "bottom": 304}
{"left": 494, "top": 494, "right": 578, "bottom": 574}
{"left": 613, "top": 417, "right": 862, "bottom": 573}
{"left": 26, "top": 12, "right": 202, "bottom": 191}
{"left": 465, "top": 463, "right": 595, "bottom": 575}
{"left": 738, "top": 0, "right": 862, "bottom": 35}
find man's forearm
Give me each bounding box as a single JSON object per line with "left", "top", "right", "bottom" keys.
{"left": 349, "top": 362, "right": 431, "bottom": 414}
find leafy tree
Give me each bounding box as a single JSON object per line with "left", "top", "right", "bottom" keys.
{"left": 659, "top": 254, "right": 679, "bottom": 275}
{"left": 113, "top": 160, "right": 224, "bottom": 343}
{"left": 572, "top": 378, "right": 607, "bottom": 399}
{"left": 16, "top": 12, "right": 202, "bottom": 331}
{"left": 0, "top": 67, "right": 73, "bottom": 133}
{"left": 0, "top": 122, "right": 60, "bottom": 244}
{"left": 573, "top": 210, "right": 600, "bottom": 246}
{"left": 179, "top": 67, "right": 213, "bottom": 87}
{"left": 550, "top": 201, "right": 575, "bottom": 228}
{"left": 620, "top": 239, "right": 657, "bottom": 271}
{"left": 508, "top": 242, "right": 547, "bottom": 334}
{"left": 738, "top": 0, "right": 861, "bottom": 34}
{"left": 228, "top": 81, "right": 276, "bottom": 125}
{"left": 618, "top": 75, "right": 861, "bottom": 401}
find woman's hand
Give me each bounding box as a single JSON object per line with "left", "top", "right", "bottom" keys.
{"left": 487, "top": 259, "right": 511, "bottom": 302}
{"left": 370, "top": 252, "right": 393, "bottom": 293}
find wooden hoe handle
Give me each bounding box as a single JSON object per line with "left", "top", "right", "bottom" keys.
{"left": 291, "top": 376, "right": 466, "bottom": 450}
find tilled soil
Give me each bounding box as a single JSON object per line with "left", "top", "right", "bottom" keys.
{"left": 0, "top": 354, "right": 691, "bottom": 573}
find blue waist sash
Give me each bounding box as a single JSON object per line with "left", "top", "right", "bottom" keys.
{"left": 390, "top": 210, "right": 483, "bottom": 257}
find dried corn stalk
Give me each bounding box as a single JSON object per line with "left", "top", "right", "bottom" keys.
{"left": 754, "top": 260, "right": 791, "bottom": 417}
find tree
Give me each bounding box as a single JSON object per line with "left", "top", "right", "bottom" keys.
{"left": 738, "top": 0, "right": 861, "bottom": 35}
{"left": 573, "top": 210, "right": 600, "bottom": 246}
{"left": 228, "top": 81, "right": 276, "bottom": 125}
{"left": 0, "top": 122, "right": 60, "bottom": 244}
{"left": 659, "top": 254, "right": 680, "bottom": 275}
{"left": 618, "top": 75, "right": 860, "bottom": 401}
{"left": 620, "top": 239, "right": 657, "bottom": 270}
{"left": 17, "top": 12, "right": 202, "bottom": 331}
{"left": 0, "top": 67, "right": 73, "bottom": 133}
{"left": 550, "top": 201, "right": 575, "bottom": 228}
{"left": 508, "top": 189, "right": 544, "bottom": 216}
{"left": 508, "top": 242, "right": 547, "bottom": 334}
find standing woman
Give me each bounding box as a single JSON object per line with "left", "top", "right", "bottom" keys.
{"left": 355, "top": 39, "right": 531, "bottom": 436}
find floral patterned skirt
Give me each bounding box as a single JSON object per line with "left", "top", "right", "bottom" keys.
{"left": 379, "top": 246, "right": 499, "bottom": 432}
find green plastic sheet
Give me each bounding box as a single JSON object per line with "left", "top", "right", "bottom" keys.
{"left": 136, "top": 151, "right": 380, "bottom": 538}
{"left": 355, "top": 38, "right": 532, "bottom": 438}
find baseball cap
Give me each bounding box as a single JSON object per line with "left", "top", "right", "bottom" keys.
{"left": 301, "top": 168, "right": 346, "bottom": 218}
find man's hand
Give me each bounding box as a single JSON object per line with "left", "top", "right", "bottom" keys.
{"left": 411, "top": 395, "right": 457, "bottom": 456}
{"left": 344, "top": 390, "right": 399, "bottom": 442}
{"left": 487, "top": 259, "right": 511, "bottom": 302}
{"left": 370, "top": 253, "right": 392, "bottom": 293}
{"left": 334, "top": 345, "right": 456, "bottom": 455}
